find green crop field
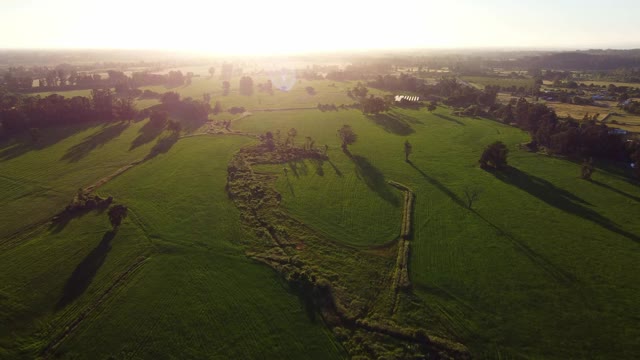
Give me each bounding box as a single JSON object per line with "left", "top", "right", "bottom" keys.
{"left": 1, "top": 76, "right": 639, "bottom": 359}
{"left": 236, "top": 105, "right": 640, "bottom": 358}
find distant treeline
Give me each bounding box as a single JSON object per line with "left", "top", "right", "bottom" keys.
{"left": 0, "top": 66, "right": 191, "bottom": 92}
{"left": 489, "top": 50, "right": 640, "bottom": 72}
{"left": 0, "top": 89, "right": 209, "bottom": 138}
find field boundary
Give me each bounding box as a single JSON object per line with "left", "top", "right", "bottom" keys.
{"left": 42, "top": 256, "right": 149, "bottom": 358}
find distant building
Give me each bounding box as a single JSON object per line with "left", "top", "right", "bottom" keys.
{"left": 395, "top": 95, "right": 420, "bottom": 102}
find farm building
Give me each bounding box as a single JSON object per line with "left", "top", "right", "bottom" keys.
{"left": 395, "top": 95, "right": 420, "bottom": 102}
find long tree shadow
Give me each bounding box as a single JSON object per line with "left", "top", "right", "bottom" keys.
{"left": 591, "top": 180, "right": 640, "bottom": 203}
{"left": 408, "top": 161, "right": 466, "bottom": 207}
{"left": 351, "top": 154, "right": 399, "bottom": 206}
{"left": 130, "top": 120, "right": 166, "bottom": 150}
{"left": 327, "top": 160, "right": 343, "bottom": 177}
{"left": 435, "top": 113, "right": 465, "bottom": 126}
{"left": 389, "top": 110, "right": 424, "bottom": 125}
{"left": 492, "top": 166, "right": 639, "bottom": 243}
{"left": 367, "top": 113, "right": 414, "bottom": 136}
{"left": 143, "top": 132, "right": 179, "bottom": 161}
{"left": 310, "top": 158, "right": 325, "bottom": 176}
{"left": 56, "top": 231, "right": 115, "bottom": 309}
{"left": 0, "top": 123, "right": 96, "bottom": 161}
{"left": 409, "top": 161, "right": 579, "bottom": 285}
{"left": 61, "top": 122, "right": 128, "bottom": 162}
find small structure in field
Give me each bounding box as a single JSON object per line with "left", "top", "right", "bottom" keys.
{"left": 395, "top": 95, "right": 420, "bottom": 103}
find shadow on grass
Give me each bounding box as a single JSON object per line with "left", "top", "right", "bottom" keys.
{"left": 409, "top": 161, "right": 578, "bottom": 285}
{"left": 49, "top": 203, "right": 110, "bottom": 234}
{"left": 327, "top": 160, "right": 343, "bottom": 177}
{"left": 367, "top": 113, "right": 414, "bottom": 136}
{"left": 56, "top": 230, "right": 115, "bottom": 309}
{"left": 351, "top": 154, "right": 399, "bottom": 206}
{"left": 492, "top": 166, "right": 639, "bottom": 243}
{"left": 591, "top": 180, "right": 640, "bottom": 202}
{"left": 310, "top": 158, "right": 325, "bottom": 176}
{"left": 0, "top": 123, "right": 96, "bottom": 161}
{"left": 61, "top": 122, "right": 128, "bottom": 162}
{"left": 130, "top": 120, "right": 165, "bottom": 150}
{"left": 284, "top": 174, "right": 295, "bottom": 197}
{"left": 389, "top": 110, "right": 423, "bottom": 125}
{"left": 408, "top": 161, "right": 466, "bottom": 207}
{"left": 435, "top": 113, "right": 465, "bottom": 126}
{"left": 143, "top": 132, "right": 179, "bottom": 161}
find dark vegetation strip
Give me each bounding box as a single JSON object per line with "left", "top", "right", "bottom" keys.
{"left": 226, "top": 142, "right": 468, "bottom": 359}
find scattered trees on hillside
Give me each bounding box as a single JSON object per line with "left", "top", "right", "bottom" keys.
{"left": 338, "top": 125, "right": 357, "bottom": 152}
{"left": 479, "top": 141, "right": 508, "bottom": 170}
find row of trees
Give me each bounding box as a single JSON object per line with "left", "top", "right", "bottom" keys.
{"left": 1, "top": 66, "right": 190, "bottom": 92}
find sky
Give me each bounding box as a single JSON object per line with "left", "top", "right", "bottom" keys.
{"left": 1, "top": 0, "right": 639, "bottom": 54}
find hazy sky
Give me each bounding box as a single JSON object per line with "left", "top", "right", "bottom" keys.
{"left": 1, "top": 0, "right": 639, "bottom": 54}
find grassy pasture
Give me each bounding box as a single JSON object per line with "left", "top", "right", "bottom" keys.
{"left": 140, "top": 77, "right": 385, "bottom": 113}
{"left": 236, "top": 104, "right": 640, "bottom": 358}
{"left": 0, "top": 120, "right": 157, "bottom": 238}
{"left": 2, "top": 75, "right": 639, "bottom": 359}
{"left": 56, "top": 137, "right": 344, "bottom": 359}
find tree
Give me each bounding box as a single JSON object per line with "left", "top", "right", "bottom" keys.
{"left": 150, "top": 110, "right": 168, "bottom": 128}
{"left": 427, "top": 101, "right": 437, "bottom": 112}
{"left": 338, "top": 125, "right": 357, "bottom": 152}
{"left": 222, "top": 81, "right": 230, "bottom": 96}
{"left": 29, "top": 128, "right": 41, "bottom": 144}
{"left": 113, "top": 96, "right": 136, "bottom": 120}
{"left": 108, "top": 204, "right": 128, "bottom": 229}
{"left": 581, "top": 158, "right": 595, "bottom": 180}
{"left": 479, "top": 141, "right": 508, "bottom": 170}
{"left": 212, "top": 101, "right": 222, "bottom": 115}
{"left": 404, "top": 140, "right": 412, "bottom": 162}
{"left": 463, "top": 185, "right": 483, "bottom": 209}
{"left": 208, "top": 66, "right": 216, "bottom": 78}
{"left": 239, "top": 76, "right": 254, "bottom": 96}
{"left": 167, "top": 120, "right": 182, "bottom": 133}
{"left": 160, "top": 91, "right": 180, "bottom": 106}
{"left": 287, "top": 128, "right": 298, "bottom": 146}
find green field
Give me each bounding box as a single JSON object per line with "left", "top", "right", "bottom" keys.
{"left": 2, "top": 77, "right": 639, "bottom": 359}
{"left": 462, "top": 76, "right": 536, "bottom": 91}
{"left": 236, "top": 105, "right": 640, "bottom": 358}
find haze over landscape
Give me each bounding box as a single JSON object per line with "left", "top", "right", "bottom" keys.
{"left": 2, "top": 0, "right": 640, "bottom": 53}
{"left": 1, "top": 1, "right": 639, "bottom": 359}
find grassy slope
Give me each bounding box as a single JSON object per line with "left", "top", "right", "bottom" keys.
{"left": 0, "top": 120, "right": 157, "bottom": 238}
{"left": 57, "top": 136, "right": 344, "bottom": 359}
{"left": 0, "top": 211, "right": 150, "bottom": 359}
{"left": 237, "top": 105, "right": 640, "bottom": 358}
